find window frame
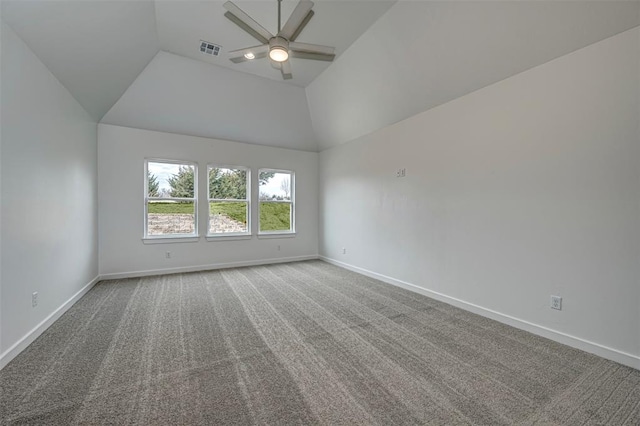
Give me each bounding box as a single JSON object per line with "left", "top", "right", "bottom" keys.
{"left": 207, "top": 164, "right": 251, "bottom": 238}
{"left": 144, "top": 158, "right": 199, "bottom": 241}
{"left": 258, "top": 168, "right": 295, "bottom": 236}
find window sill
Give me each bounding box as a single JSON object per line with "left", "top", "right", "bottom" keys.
{"left": 257, "top": 232, "right": 296, "bottom": 239}
{"left": 206, "top": 234, "right": 252, "bottom": 242}
{"left": 142, "top": 236, "right": 200, "bottom": 244}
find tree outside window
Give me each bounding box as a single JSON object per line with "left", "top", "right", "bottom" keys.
{"left": 145, "top": 160, "right": 197, "bottom": 237}
{"left": 208, "top": 166, "right": 250, "bottom": 235}
{"left": 258, "top": 169, "right": 294, "bottom": 233}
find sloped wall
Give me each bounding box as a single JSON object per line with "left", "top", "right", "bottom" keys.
{"left": 319, "top": 28, "right": 640, "bottom": 368}
{"left": 307, "top": 1, "right": 640, "bottom": 150}
{"left": 102, "top": 52, "right": 317, "bottom": 151}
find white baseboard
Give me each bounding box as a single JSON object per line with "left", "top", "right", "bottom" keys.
{"left": 6, "top": 256, "right": 636, "bottom": 372}
{"left": 320, "top": 256, "right": 640, "bottom": 370}
{"left": 99, "top": 255, "right": 319, "bottom": 280}
{"left": 0, "top": 256, "right": 319, "bottom": 371}
{"left": 0, "top": 275, "right": 100, "bottom": 370}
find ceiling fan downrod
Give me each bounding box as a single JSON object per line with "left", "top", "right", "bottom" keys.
{"left": 277, "top": 0, "right": 282, "bottom": 33}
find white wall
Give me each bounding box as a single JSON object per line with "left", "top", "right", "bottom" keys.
{"left": 102, "top": 51, "right": 317, "bottom": 151}
{"left": 319, "top": 28, "right": 640, "bottom": 368}
{"left": 307, "top": 1, "right": 640, "bottom": 150}
{"left": 1, "top": 23, "right": 98, "bottom": 365}
{"left": 98, "top": 124, "right": 318, "bottom": 277}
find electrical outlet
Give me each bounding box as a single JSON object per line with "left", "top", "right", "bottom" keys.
{"left": 342, "top": 247, "right": 347, "bottom": 255}
{"left": 32, "top": 292, "right": 38, "bottom": 308}
{"left": 551, "top": 295, "right": 562, "bottom": 310}
{"left": 165, "top": 251, "right": 171, "bottom": 259}
{"left": 396, "top": 168, "right": 406, "bottom": 178}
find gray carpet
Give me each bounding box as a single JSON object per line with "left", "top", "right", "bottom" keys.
{"left": 1, "top": 260, "right": 639, "bottom": 425}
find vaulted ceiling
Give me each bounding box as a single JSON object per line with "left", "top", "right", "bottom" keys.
{"left": 1, "top": 0, "right": 394, "bottom": 123}
{"left": 155, "top": 0, "right": 395, "bottom": 86}
{"left": 1, "top": 0, "right": 159, "bottom": 121}
{"left": 2, "top": 1, "right": 639, "bottom": 151}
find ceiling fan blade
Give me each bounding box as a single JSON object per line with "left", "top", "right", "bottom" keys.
{"left": 278, "top": 0, "right": 314, "bottom": 40}
{"left": 289, "top": 50, "right": 335, "bottom": 62}
{"left": 270, "top": 59, "right": 282, "bottom": 70}
{"left": 224, "top": 1, "right": 273, "bottom": 44}
{"left": 280, "top": 60, "right": 293, "bottom": 80}
{"left": 290, "top": 10, "right": 314, "bottom": 41}
{"left": 289, "top": 41, "right": 334, "bottom": 55}
{"left": 228, "top": 44, "right": 269, "bottom": 63}
{"left": 269, "top": 60, "right": 292, "bottom": 80}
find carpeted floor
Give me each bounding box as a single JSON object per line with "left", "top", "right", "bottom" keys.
{"left": 1, "top": 260, "right": 639, "bottom": 425}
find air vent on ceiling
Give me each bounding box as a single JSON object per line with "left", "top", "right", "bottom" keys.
{"left": 199, "top": 40, "right": 221, "bottom": 56}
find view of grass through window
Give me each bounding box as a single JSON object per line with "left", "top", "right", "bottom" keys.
{"left": 146, "top": 161, "right": 196, "bottom": 236}
{"left": 209, "top": 167, "right": 248, "bottom": 234}
{"left": 259, "top": 203, "right": 291, "bottom": 231}
{"left": 259, "top": 170, "right": 293, "bottom": 232}
{"left": 146, "top": 162, "right": 293, "bottom": 236}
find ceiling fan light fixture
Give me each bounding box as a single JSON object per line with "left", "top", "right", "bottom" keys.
{"left": 269, "top": 36, "right": 289, "bottom": 62}
{"left": 269, "top": 47, "right": 288, "bottom": 62}
{"left": 244, "top": 52, "right": 255, "bottom": 59}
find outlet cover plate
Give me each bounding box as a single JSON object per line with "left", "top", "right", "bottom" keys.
{"left": 551, "top": 295, "right": 562, "bottom": 310}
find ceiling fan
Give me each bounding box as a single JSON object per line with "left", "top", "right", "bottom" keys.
{"left": 223, "top": 0, "right": 335, "bottom": 80}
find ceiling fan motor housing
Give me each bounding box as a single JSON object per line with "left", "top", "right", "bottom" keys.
{"left": 269, "top": 36, "right": 290, "bottom": 62}
{"left": 224, "top": 0, "right": 335, "bottom": 78}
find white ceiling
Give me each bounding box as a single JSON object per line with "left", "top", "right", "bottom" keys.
{"left": 1, "top": 0, "right": 160, "bottom": 121}
{"left": 155, "top": 0, "right": 396, "bottom": 87}
{"left": 2, "top": 0, "right": 639, "bottom": 151}
{"left": 307, "top": 0, "right": 640, "bottom": 150}
{"left": 1, "top": 0, "right": 393, "bottom": 122}
{"left": 102, "top": 51, "right": 318, "bottom": 151}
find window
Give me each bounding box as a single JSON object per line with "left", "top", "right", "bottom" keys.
{"left": 258, "top": 169, "right": 294, "bottom": 234}
{"left": 145, "top": 160, "right": 197, "bottom": 238}
{"left": 208, "top": 166, "right": 250, "bottom": 236}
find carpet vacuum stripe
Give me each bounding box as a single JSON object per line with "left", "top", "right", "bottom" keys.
{"left": 1, "top": 260, "right": 638, "bottom": 425}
